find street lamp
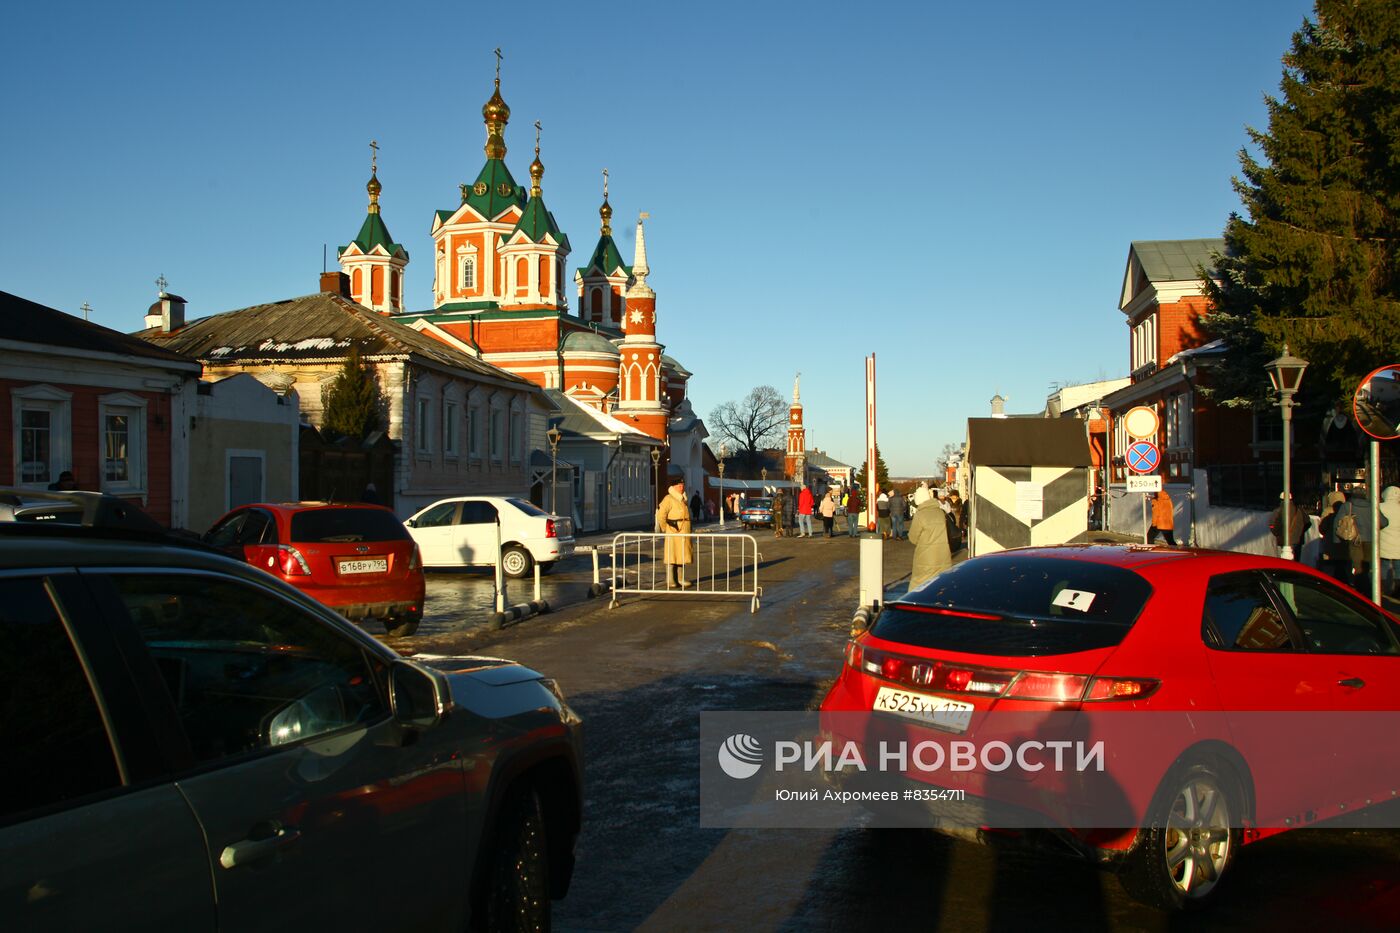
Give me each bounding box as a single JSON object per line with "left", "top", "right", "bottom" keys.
{"left": 761, "top": 467, "right": 768, "bottom": 487}
{"left": 650, "top": 446, "right": 662, "bottom": 505}
{"left": 546, "top": 425, "right": 562, "bottom": 516}
{"left": 717, "top": 443, "right": 728, "bottom": 529}
{"left": 1265, "top": 344, "right": 1309, "bottom": 560}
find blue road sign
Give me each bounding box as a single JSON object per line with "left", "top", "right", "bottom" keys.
{"left": 1126, "top": 441, "right": 1161, "bottom": 475}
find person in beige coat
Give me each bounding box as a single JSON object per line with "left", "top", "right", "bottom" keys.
{"left": 656, "top": 479, "right": 694, "bottom": 588}
{"left": 907, "top": 498, "right": 953, "bottom": 592}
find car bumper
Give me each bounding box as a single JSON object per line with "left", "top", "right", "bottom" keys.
{"left": 289, "top": 579, "right": 426, "bottom": 619}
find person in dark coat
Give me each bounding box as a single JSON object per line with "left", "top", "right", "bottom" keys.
{"left": 1269, "top": 492, "right": 1308, "bottom": 559}
{"left": 845, "top": 487, "right": 863, "bottom": 537}
{"left": 359, "top": 482, "right": 380, "bottom": 505}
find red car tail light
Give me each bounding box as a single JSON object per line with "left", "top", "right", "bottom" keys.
{"left": 1005, "top": 672, "right": 1090, "bottom": 702}
{"left": 854, "top": 644, "right": 1143, "bottom": 704}
{"left": 276, "top": 544, "right": 311, "bottom": 576}
{"left": 409, "top": 544, "right": 421, "bottom": 571}
{"left": 1083, "top": 676, "right": 1160, "bottom": 702}
{"left": 545, "top": 519, "right": 557, "bottom": 538}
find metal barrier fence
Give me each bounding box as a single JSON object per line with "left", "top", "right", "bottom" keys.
{"left": 608, "top": 532, "right": 762, "bottom": 613}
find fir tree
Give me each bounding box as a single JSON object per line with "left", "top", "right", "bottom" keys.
{"left": 1204, "top": 0, "right": 1400, "bottom": 408}
{"left": 321, "top": 346, "right": 384, "bottom": 439}
{"left": 856, "top": 446, "right": 890, "bottom": 492}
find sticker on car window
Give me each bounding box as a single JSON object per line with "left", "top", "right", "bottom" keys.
{"left": 1052, "top": 588, "right": 1097, "bottom": 612}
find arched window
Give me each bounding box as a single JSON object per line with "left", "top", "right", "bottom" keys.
{"left": 590, "top": 287, "right": 602, "bottom": 321}
{"left": 461, "top": 257, "right": 476, "bottom": 291}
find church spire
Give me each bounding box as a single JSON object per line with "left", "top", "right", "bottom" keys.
{"left": 367, "top": 139, "right": 381, "bottom": 214}
{"left": 793, "top": 372, "right": 801, "bottom": 405}
{"left": 629, "top": 212, "right": 653, "bottom": 299}
{"left": 529, "top": 120, "right": 544, "bottom": 198}
{"left": 482, "top": 47, "right": 510, "bottom": 160}
{"left": 599, "top": 168, "right": 613, "bottom": 236}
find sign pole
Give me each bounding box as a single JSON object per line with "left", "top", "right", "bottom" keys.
{"left": 1372, "top": 439, "right": 1381, "bottom": 605}
{"left": 865, "top": 353, "right": 877, "bottom": 530}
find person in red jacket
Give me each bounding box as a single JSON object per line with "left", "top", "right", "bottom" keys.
{"left": 797, "top": 484, "right": 816, "bottom": 538}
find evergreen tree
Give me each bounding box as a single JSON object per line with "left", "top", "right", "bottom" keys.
{"left": 321, "top": 346, "right": 384, "bottom": 439}
{"left": 856, "top": 446, "right": 890, "bottom": 492}
{"left": 1204, "top": 0, "right": 1400, "bottom": 408}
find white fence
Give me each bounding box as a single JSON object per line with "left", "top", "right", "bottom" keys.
{"left": 608, "top": 532, "right": 762, "bottom": 613}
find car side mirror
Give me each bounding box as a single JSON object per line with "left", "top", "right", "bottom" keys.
{"left": 405, "top": 518, "right": 417, "bottom": 528}
{"left": 389, "top": 660, "right": 448, "bottom": 730}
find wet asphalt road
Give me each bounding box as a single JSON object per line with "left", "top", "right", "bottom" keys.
{"left": 387, "top": 532, "right": 1400, "bottom": 932}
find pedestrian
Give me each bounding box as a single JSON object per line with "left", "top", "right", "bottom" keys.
{"left": 1338, "top": 486, "right": 1387, "bottom": 591}
{"left": 819, "top": 489, "right": 838, "bottom": 537}
{"left": 845, "top": 486, "right": 863, "bottom": 537}
{"left": 908, "top": 492, "right": 953, "bottom": 592}
{"left": 876, "top": 490, "right": 892, "bottom": 538}
{"left": 359, "top": 481, "right": 380, "bottom": 505}
{"left": 948, "top": 491, "right": 963, "bottom": 527}
{"left": 1268, "top": 492, "right": 1308, "bottom": 559}
{"left": 1318, "top": 489, "right": 1349, "bottom": 581}
{"left": 772, "top": 489, "right": 786, "bottom": 538}
{"left": 655, "top": 478, "right": 693, "bottom": 588}
{"left": 1147, "top": 486, "right": 1176, "bottom": 546}
{"left": 912, "top": 480, "right": 932, "bottom": 510}
{"left": 690, "top": 490, "right": 704, "bottom": 523}
{"left": 890, "top": 488, "right": 908, "bottom": 540}
{"left": 1380, "top": 486, "right": 1400, "bottom": 599}
{"left": 797, "top": 484, "right": 815, "bottom": 538}
{"left": 47, "top": 470, "right": 78, "bottom": 491}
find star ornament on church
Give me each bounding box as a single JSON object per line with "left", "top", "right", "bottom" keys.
{"left": 629, "top": 308, "right": 643, "bottom": 324}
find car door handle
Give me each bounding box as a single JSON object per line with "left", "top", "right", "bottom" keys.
{"left": 219, "top": 823, "right": 302, "bottom": 869}
{"left": 1338, "top": 677, "right": 1366, "bottom": 689}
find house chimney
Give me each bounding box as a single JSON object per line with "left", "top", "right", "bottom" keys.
{"left": 321, "top": 271, "right": 351, "bottom": 297}
{"left": 145, "top": 292, "right": 187, "bottom": 333}
{"left": 991, "top": 394, "right": 1006, "bottom": 418}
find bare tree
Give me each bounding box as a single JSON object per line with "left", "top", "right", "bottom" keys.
{"left": 708, "top": 386, "right": 788, "bottom": 471}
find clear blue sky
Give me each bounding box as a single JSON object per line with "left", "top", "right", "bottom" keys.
{"left": 0, "top": 0, "right": 1317, "bottom": 475}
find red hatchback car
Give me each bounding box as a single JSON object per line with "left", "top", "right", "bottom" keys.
{"left": 205, "top": 502, "right": 425, "bottom": 637}
{"left": 822, "top": 544, "right": 1400, "bottom": 911}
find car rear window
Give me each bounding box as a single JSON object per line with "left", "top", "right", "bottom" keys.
{"left": 744, "top": 498, "right": 773, "bottom": 509}
{"left": 871, "top": 555, "right": 1153, "bottom": 657}
{"left": 290, "top": 508, "right": 410, "bottom": 543}
{"left": 507, "top": 498, "right": 548, "bottom": 517}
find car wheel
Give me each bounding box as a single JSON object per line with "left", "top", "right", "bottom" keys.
{"left": 484, "top": 786, "right": 550, "bottom": 932}
{"left": 502, "top": 546, "right": 533, "bottom": 578}
{"left": 384, "top": 610, "right": 421, "bottom": 638}
{"left": 1119, "top": 760, "right": 1242, "bottom": 911}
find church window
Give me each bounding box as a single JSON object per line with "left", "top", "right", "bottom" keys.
{"left": 461, "top": 257, "right": 476, "bottom": 291}
{"left": 589, "top": 287, "right": 602, "bottom": 321}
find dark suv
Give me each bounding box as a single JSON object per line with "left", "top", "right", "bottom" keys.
{"left": 0, "top": 491, "right": 582, "bottom": 931}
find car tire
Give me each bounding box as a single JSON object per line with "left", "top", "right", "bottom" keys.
{"left": 484, "top": 786, "right": 550, "bottom": 932}
{"left": 384, "top": 610, "right": 421, "bottom": 638}
{"left": 502, "top": 546, "right": 533, "bottom": 579}
{"left": 1118, "top": 759, "right": 1242, "bottom": 911}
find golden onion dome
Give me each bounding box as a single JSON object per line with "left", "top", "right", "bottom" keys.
{"left": 482, "top": 81, "right": 510, "bottom": 124}
{"left": 366, "top": 173, "right": 381, "bottom": 198}
{"left": 599, "top": 198, "right": 613, "bottom": 235}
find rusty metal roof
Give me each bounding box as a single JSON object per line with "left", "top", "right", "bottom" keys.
{"left": 138, "top": 291, "right": 532, "bottom": 388}
{"left": 2, "top": 289, "right": 198, "bottom": 369}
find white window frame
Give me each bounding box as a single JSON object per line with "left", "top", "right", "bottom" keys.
{"left": 416, "top": 396, "right": 433, "bottom": 456}
{"left": 509, "top": 402, "right": 523, "bottom": 464}
{"left": 97, "top": 391, "right": 148, "bottom": 495}
{"left": 11, "top": 384, "right": 72, "bottom": 489}
{"left": 443, "top": 397, "right": 460, "bottom": 458}
{"left": 490, "top": 406, "right": 505, "bottom": 463}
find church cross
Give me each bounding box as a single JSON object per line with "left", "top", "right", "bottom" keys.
{"left": 494, "top": 47, "right": 502, "bottom": 83}
{"left": 80, "top": 301, "right": 91, "bottom": 321}
{"left": 534, "top": 120, "right": 541, "bottom": 154}
{"left": 155, "top": 274, "right": 168, "bottom": 294}
{"left": 602, "top": 167, "right": 609, "bottom": 199}
{"left": 370, "top": 139, "right": 378, "bottom": 174}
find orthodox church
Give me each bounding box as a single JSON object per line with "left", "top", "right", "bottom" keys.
{"left": 335, "top": 62, "right": 710, "bottom": 508}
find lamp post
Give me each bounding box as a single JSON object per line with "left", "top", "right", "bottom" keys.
{"left": 1265, "top": 344, "right": 1309, "bottom": 560}
{"left": 717, "top": 443, "right": 727, "bottom": 529}
{"left": 761, "top": 466, "right": 768, "bottom": 488}
{"left": 651, "top": 446, "right": 662, "bottom": 506}
{"left": 546, "top": 425, "right": 562, "bottom": 516}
